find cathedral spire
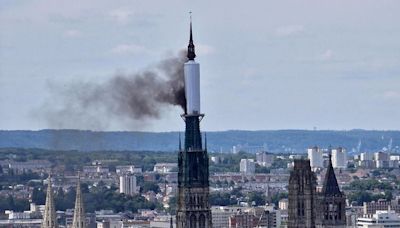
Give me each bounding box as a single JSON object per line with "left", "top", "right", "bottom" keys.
{"left": 187, "top": 13, "right": 196, "bottom": 61}
{"left": 322, "top": 154, "right": 342, "bottom": 196}
{"left": 177, "top": 17, "right": 212, "bottom": 228}
{"left": 72, "top": 173, "right": 86, "bottom": 228}
{"left": 42, "top": 175, "right": 58, "bottom": 228}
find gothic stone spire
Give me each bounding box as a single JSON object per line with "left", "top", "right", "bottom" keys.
{"left": 316, "top": 154, "right": 346, "bottom": 227}
{"left": 322, "top": 154, "right": 342, "bottom": 196}
{"left": 176, "top": 17, "right": 212, "bottom": 228}
{"left": 72, "top": 174, "right": 86, "bottom": 228}
{"left": 42, "top": 176, "right": 58, "bottom": 228}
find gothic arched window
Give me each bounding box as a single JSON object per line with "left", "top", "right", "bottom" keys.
{"left": 190, "top": 214, "right": 197, "bottom": 228}
{"left": 199, "top": 214, "right": 206, "bottom": 228}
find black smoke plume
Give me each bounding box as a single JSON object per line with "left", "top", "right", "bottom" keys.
{"left": 41, "top": 51, "right": 187, "bottom": 130}
{"left": 106, "top": 51, "right": 187, "bottom": 118}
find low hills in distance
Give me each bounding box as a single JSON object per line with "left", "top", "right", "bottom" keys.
{"left": 0, "top": 129, "right": 399, "bottom": 153}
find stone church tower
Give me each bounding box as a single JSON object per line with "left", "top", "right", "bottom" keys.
{"left": 316, "top": 155, "right": 346, "bottom": 228}
{"left": 288, "top": 156, "right": 346, "bottom": 228}
{"left": 288, "top": 159, "right": 317, "bottom": 228}
{"left": 176, "top": 19, "right": 212, "bottom": 228}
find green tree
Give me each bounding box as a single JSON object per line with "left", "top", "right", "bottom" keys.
{"left": 210, "top": 192, "right": 236, "bottom": 206}
{"left": 141, "top": 182, "right": 160, "bottom": 193}
{"left": 247, "top": 192, "right": 266, "bottom": 206}
{"left": 167, "top": 195, "right": 177, "bottom": 214}
{"left": 255, "top": 164, "right": 270, "bottom": 174}
{"left": 271, "top": 158, "right": 287, "bottom": 169}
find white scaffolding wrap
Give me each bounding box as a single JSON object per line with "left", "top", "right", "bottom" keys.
{"left": 184, "top": 60, "right": 200, "bottom": 115}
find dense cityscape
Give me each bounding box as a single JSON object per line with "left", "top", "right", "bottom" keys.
{"left": 1, "top": 144, "right": 400, "bottom": 227}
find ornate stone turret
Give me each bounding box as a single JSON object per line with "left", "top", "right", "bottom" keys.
{"left": 72, "top": 174, "right": 86, "bottom": 228}
{"left": 316, "top": 155, "right": 346, "bottom": 228}
{"left": 42, "top": 176, "right": 58, "bottom": 228}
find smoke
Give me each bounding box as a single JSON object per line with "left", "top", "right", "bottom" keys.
{"left": 40, "top": 51, "right": 187, "bottom": 130}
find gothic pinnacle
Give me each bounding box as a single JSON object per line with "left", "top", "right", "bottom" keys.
{"left": 42, "top": 175, "right": 58, "bottom": 228}
{"left": 72, "top": 173, "right": 86, "bottom": 228}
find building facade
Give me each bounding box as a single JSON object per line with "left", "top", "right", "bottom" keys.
{"left": 256, "top": 152, "right": 274, "bottom": 167}
{"left": 307, "top": 146, "right": 323, "bottom": 168}
{"left": 240, "top": 159, "right": 256, "bottom": 175}
{"left": 119, "top": 174, "right": 137, "bottom": 196}
{"left": 154, "top": 163, "right": 178, "bottom": 173}
{"left": 331, "top": 147, "right": 347, "bottom": 169}
{"left": 363, "top": 199, "right": 400, "bottom": 215}
{"left": 357, "top": 210, "right": 400, "bottom": 227}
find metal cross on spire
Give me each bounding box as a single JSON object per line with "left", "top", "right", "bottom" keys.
{"left": 187, "top": 11, "right": 196, "bottom": 60}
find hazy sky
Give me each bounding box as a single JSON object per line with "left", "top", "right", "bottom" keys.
{"left": 1, "top": 0, "right": 400, "bottom": 131}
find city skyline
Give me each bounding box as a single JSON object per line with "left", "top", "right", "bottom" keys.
{"left": 1, "top": 0, "right": 400, "bottom": 131}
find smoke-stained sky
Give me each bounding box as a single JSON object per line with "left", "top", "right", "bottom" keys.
{"left": 1, "top": 0, "right": 400, "bottom": 131}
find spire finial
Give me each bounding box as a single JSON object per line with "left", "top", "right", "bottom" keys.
{"left": 187, "top": 12, "right": 196, "bottom": 60}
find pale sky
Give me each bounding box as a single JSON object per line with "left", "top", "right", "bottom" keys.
{"left": 1, "top": 0, "right": 400, "bottom": 131}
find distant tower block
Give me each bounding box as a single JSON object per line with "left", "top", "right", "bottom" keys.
{"left": 308, "top": 146, "right": 323, "bottom": 169}
{"left": 42, "top": 176, "right": 58, "bottom": 228}
{"left": 331, "top": 147, "right": 347, "bottom": 169}
{"left": 119, "top": 174, "right": 137, "bottom": 196}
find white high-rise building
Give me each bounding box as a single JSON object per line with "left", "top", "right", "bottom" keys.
{"left": 119, "top": 175, "right": 137, "bottom": 196}
{"left": 240, "top": 159, "right": 255, "bottom": 175}
{"left": 332, "top": 147, "right": 347, "bottom": 169}
{"left": 307, "top": 146, "right": 323, "bottom": 168}
{"left": 375, "top": 151, "right": 389, "bottom": 161}
{"left": 360, "top": 152, "right": 373, "bottom": 161}
{"left": 357, "top": 210, "right": 400, "bottom": 227}
{"left": 375, "top": 151, "right": 390, "bottom": 168}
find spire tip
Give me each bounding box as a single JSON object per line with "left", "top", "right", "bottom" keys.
{"left": 187, "top": 12, "right": 196, "bottom": 60}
